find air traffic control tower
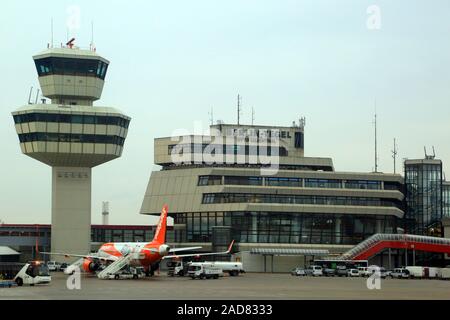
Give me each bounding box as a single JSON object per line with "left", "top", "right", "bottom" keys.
{"left": 11, "top": 40, "right": 131, "bottom": 257}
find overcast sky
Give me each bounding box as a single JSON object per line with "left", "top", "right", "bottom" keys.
{"left": 1, "top": 0, "right": 449, "bottom": 225}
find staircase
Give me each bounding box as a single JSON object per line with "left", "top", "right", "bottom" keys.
{"left": 337, "top": 233, "right": 450, "bottom": 261}
{"left": 97, "top": 254, "right": 134, "bottom": 279}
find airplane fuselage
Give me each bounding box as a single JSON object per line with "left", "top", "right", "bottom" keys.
{"left": 98, "top": 241, "right": 167, "bottom": 268}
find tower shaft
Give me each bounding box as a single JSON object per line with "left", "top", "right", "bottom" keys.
{"left": 51, "top": 167, "right": 91, "bottom": 257}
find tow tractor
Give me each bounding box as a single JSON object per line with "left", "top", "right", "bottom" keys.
{"left": 13, "top": 261, "right": 51, "bottom": 286}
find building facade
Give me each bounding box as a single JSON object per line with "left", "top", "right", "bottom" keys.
{"left": 443, "top": 182, "right": 450, "bottom": 218}
{"left": 140, "top": 121, "right": 405, "bottom": 263}
{"left": 404, "top": 158, "right": 443, "bottom": 236}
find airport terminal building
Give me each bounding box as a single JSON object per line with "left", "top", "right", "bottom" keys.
{"left": 140, "top": 121, "right": 407, "bottom": 270}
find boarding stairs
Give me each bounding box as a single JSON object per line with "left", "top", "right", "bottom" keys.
{"left": 337, "top": 233, "right": 450, "bottom": 260}
{"left": 97, "top": 253, "right": 135, "bottom": 279}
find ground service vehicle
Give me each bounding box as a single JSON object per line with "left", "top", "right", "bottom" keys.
{"left": 188, "top": 263, "right": 222, "bottom": 279}
{"left": 47, "top": 261, "right": 60, "bottom": 272}
{"left": 107, "top": 267, "right": 144, "bottom": 280}
{"left": 167, "top": 261, "right": 188, "bottom": 277}
{"left": 14, "top": 261, "right": 51, "bottom": 286}
{"left": 305, "top": 265, "right": 323, "bottom": 276}
{"left": 209, "top": 261, "right": 244, "bottom": 276}
{"left": 291, "top": 267, "right": 306, "bottom": 276}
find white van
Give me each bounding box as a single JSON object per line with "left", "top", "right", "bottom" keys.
{"left": 405, "top": 266, "right": 424, "bottom": 279}
{"left": 439, "top": 268, "right": 450, "bottom": 280}
{"left": 306, "top": 265, "right": 323, "bottom": 277}
{"left": 14, "top": 261, "right": 51, "bottom": 286}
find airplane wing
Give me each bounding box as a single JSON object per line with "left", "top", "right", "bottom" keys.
{"left": 162, "top": 240, "right": 235, "bottom": 260}
{"left": 40, "top": 252, "right": 117, "bottom": 262}
{"left": 169, "top": 247, "right": 202, "bottom": 253}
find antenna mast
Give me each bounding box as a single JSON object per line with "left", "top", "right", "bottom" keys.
{"left": 237, "top": 94, "right": 242, "bottom": 125}
{"left": 373, "top": 102, "right": 378, "bottom": 173}
{"left": 90, "top": 21, "right": 95, "bottom": 50}
{"left": 252, "top": 107, "right": 255, "bottom": 125}
{"left": 209, "top": 107, "right": 214, "bottom": 125}
{"left": 51, "top": 18, "right": 54, "bottom": 48}
{"left": 391, "top": 138, "right": 398, "bottom": 174}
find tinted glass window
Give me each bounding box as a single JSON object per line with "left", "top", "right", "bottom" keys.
{"left": 34, "top": 57, "right": 109, "bottom": 80}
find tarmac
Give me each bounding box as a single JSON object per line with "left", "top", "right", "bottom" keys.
{"left": 1, "top": 272, "right": 450, "bottom": 300}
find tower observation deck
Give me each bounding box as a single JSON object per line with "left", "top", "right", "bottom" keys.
{"left": 11, "top": 40, "right": 131, "bottom": 258}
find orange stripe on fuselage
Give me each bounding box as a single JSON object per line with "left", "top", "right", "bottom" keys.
{"left": 100, "top": 243, "right": 123, "bottom": 258}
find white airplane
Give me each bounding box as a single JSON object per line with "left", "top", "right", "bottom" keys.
{"left": 43, "top": 204, "right": 234, "bottom": 277}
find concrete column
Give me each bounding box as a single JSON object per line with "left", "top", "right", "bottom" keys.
{"left": 376, "top": 219, "right": 382, "bottom": 233}
{"left": 251, "top": 214, "right": 258, "bottom": 243}
{"left": 335, "top": 218, "right": 341, "bottom": 244}
{"left": 51, "top": 167, "right": 91, "bottom": 260}
{"left": 388, "top": 248, "right": 392, "bottom": 269}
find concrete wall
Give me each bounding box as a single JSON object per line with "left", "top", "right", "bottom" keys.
{"left": 236, "top": 251, "right": 310, "bottom": 273}
{"left": 51, "top": 167, "right": 91, "bottom": 260}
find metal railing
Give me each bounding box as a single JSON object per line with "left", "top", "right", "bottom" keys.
{"left": 338, "top": 233, "right": 450, "bottom": 260}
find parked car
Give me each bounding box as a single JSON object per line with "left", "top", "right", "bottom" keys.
{"left": 358, "top": 267, "right": 369, "bottom": 277}
{"left": 336, "top": 266, "right": 348, "bottom": 277}
{"left": 59, "top": 263, "right": 68, "bottom": 272}
{"left": 291, "top": 267, "right": 307, "bottom": 276}
{"left": 390, "top": 268, "right": 410, "bottom": 279}
{"left": 347, "top": 269, "right": 360, "bottom": 277}
{"left": 367, "top": 266, "right": 390, "bottom": 279}
{"left": 305, "top": 265, "right": 323, "bottom": 277}
{"left": 323, "top": 268, "right": 336, "bottom": 277}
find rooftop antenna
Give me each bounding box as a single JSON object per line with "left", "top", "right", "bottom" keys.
{"left": 391, "top": 138, "right": 398, "bottom": 174}
{"left": 252, "top": 107, "right": 255, "bottom": 125}
{"left": 432, "top": 146, "right": 436, "bottom": 158}
{"left": 27, "top": 87, "right": 33, "bottom": 104}
{"left": 299, "top": 117, "right": 306, "bottom": 129}
{"left": 373, "top": 101, "right": 378, "bottom": 172}
{"left": 90, "top": 21, "right": 95, "bottom": 50}
{"left": 34, "top": 89, "right": 40, "bottom": 104}
{"left": 51, "top": 18, "right": 54, "bottom": 48}
{"left": 237, "top": 94, "right": 242, "bottom": 125}
{"left": 208, "top": 107, "right": 214, "bottom": 125}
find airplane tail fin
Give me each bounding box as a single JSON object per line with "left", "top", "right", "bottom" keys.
{"left": 153, "top": 204, "right": 168, "bottom": 243}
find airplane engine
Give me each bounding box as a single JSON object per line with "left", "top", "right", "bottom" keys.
{"left": 82, "top": 259, "right": 100, "bottom": 273}
{"left": 159, "top": 244, "right": 170, "bottom": 256}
